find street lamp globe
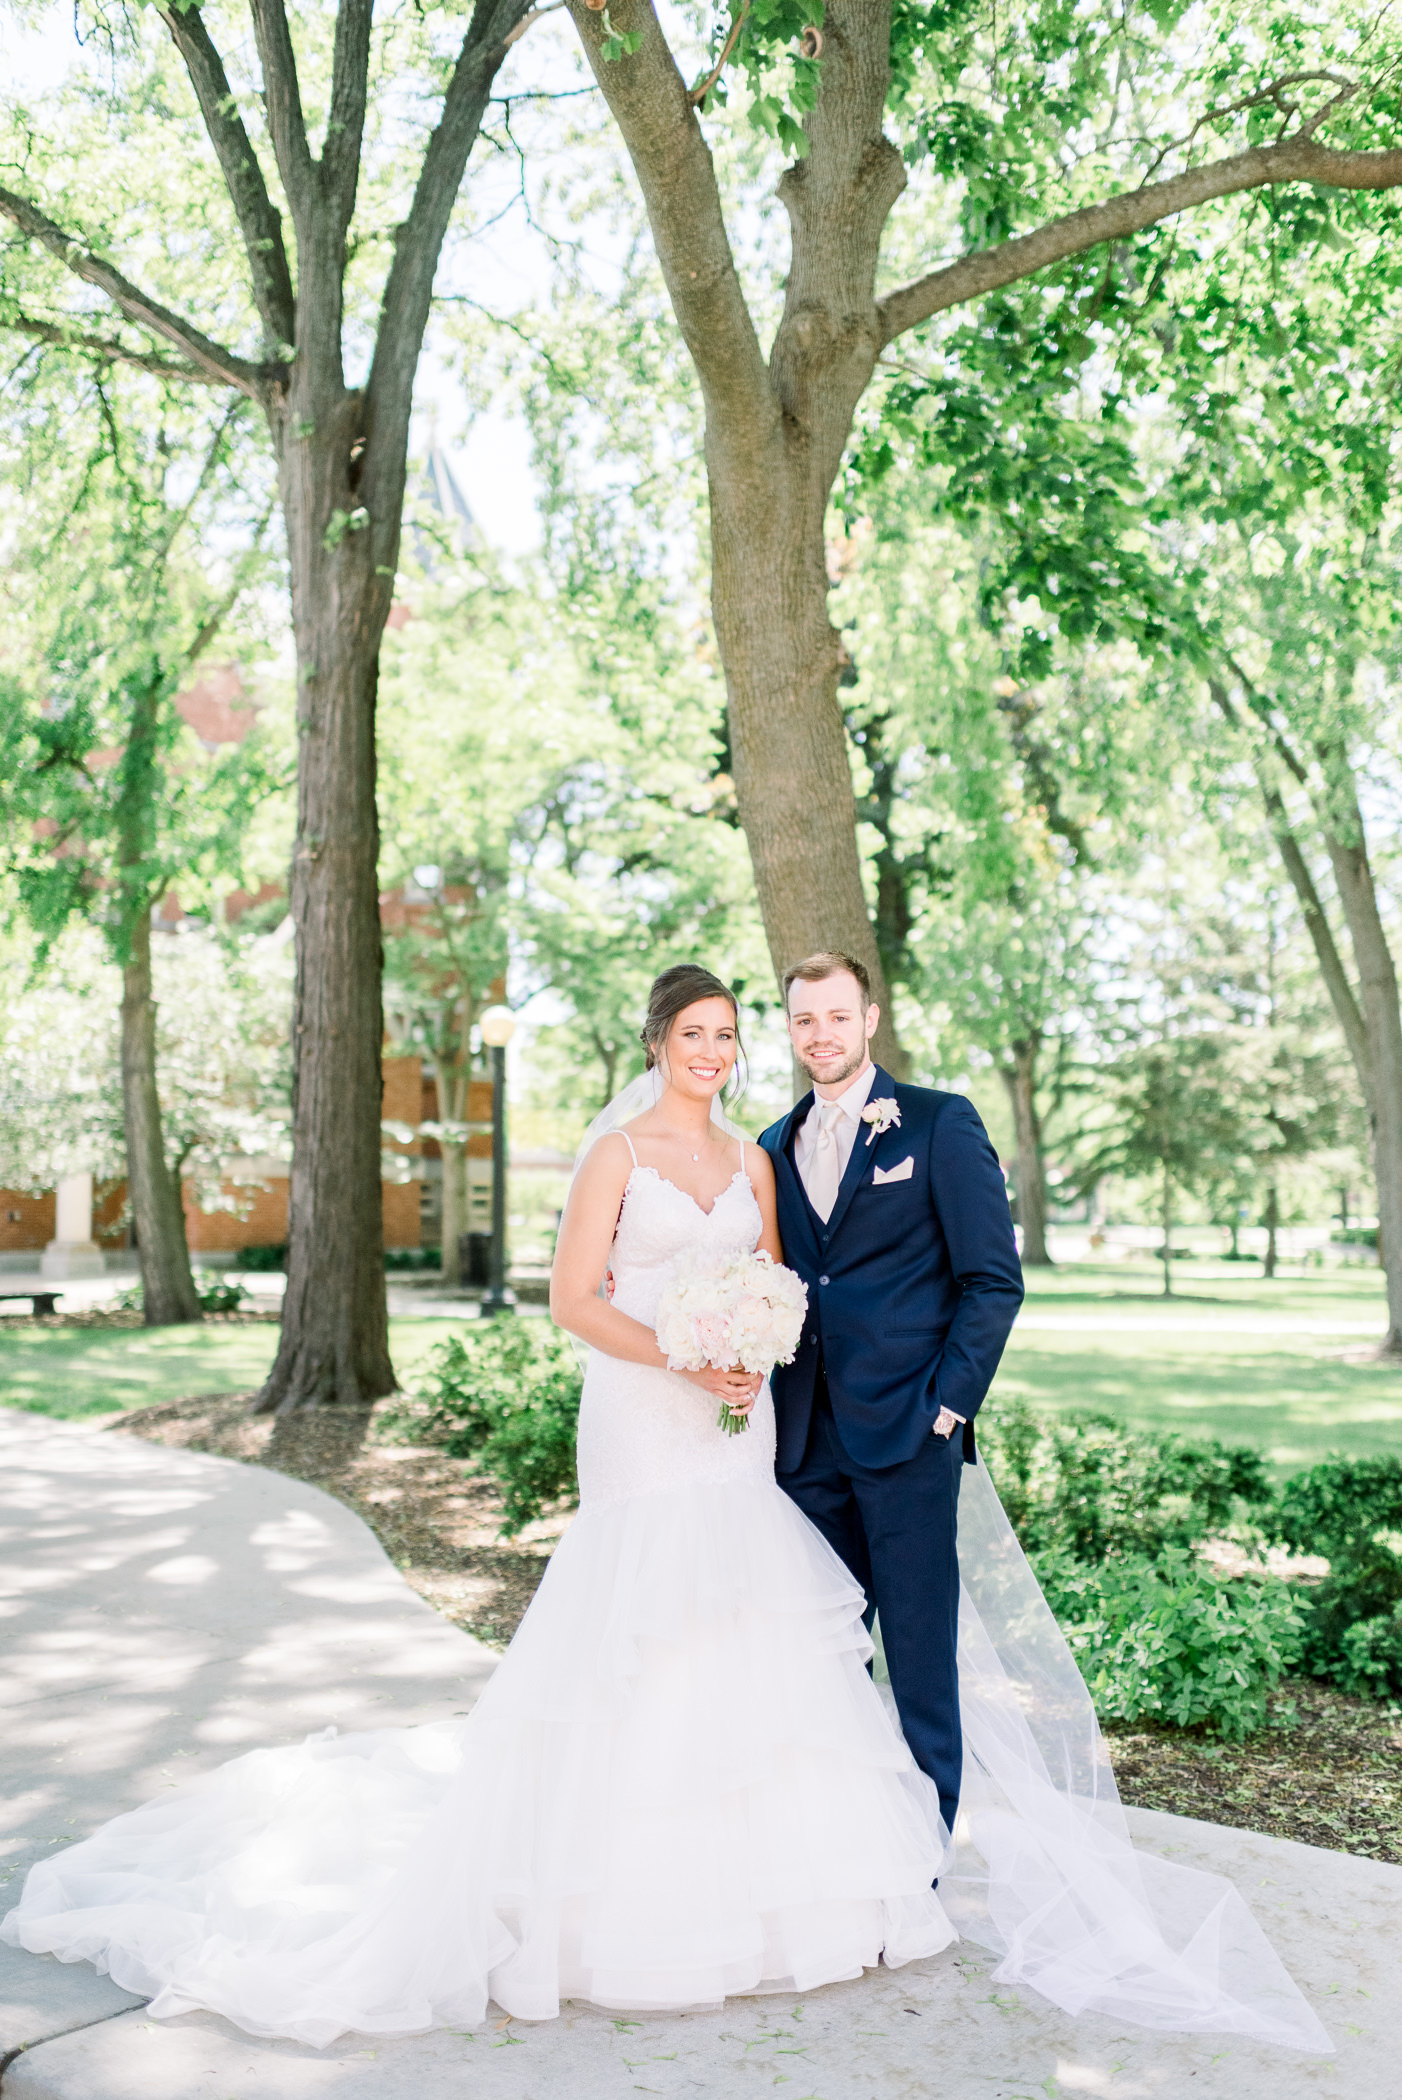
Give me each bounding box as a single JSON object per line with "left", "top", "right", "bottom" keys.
{"left": 479, "top": 1005, "right": 516, "bottom": 1049}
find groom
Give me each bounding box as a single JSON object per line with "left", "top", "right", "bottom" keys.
{"left": 759, "top": 953, "right": 1024, "bottom": 1839}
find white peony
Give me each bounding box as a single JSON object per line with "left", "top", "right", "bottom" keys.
{"left": 655, "top": 1248, "right": 809, "bottom": 1435}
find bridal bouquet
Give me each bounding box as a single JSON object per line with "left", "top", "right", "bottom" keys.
{"left": 655, "top": 1248, "right": 809, "bottom": 1435}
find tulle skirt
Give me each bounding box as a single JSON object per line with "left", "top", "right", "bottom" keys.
{"left": 1, "top": 1478, "right": 955, "bottom": 2047}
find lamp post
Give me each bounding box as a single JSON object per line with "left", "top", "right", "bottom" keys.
{"left": 478, "top": 1005, "right": 517, "bottom": 1316}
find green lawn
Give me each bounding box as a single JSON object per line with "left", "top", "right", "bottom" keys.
{"left": 994, "top": 1261, "right": 1401, "bottom": 1470}
{"left": 3, "top": 1265, "right": 1399, "bottom": 1474}
{"left": 0, "top": 1318, "right": 464, "bottom": 1421}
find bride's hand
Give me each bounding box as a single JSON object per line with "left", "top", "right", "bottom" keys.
{"left": 679, "top": 1365, "right": 763, "bottom": 1413}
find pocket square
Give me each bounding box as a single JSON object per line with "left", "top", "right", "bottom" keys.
{"left": 872, "top": 1155, "right": 914, "bottom": 1184}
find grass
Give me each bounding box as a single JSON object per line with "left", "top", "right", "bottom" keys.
{"left": 0, "top": 1317, "right": 465, "bottom": 1420}
{"left": 992, "top": 1259, "right": 1401, "bottom": 1471}
{"left": 3, "top": 1261, "right": 1399, "bottom": 1473}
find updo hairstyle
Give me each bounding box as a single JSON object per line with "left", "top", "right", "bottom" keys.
{"left": 640, "top": 965, "right": 742, "bottom": 1077}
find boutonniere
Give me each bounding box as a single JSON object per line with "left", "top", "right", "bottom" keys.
{"left": 860, "top": 1096, "right": 901, "bottom": 1146}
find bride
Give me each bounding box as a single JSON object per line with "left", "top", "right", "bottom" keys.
{"left": 2, "top": 965, "right": 1329, "bottom": 2054}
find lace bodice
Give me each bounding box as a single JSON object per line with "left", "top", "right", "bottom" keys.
{"left": 575, "top": 1148, "right": 777, "bottom": 1508}
{"left": 608, "top": 1163, "right": 761, "bottom": 1328}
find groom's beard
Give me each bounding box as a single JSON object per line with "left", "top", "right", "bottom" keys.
{"left": 795, "top": 1046, "right": 868, "bottom": 1089}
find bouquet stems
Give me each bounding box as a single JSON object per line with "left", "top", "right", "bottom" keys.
{"left": 717, "top": 1399, "right": 751, "bottom": 1436}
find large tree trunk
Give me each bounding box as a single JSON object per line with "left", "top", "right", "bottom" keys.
{"left": 115, "top": 668, "right": 201, "bottom": 1327}
{"left": 120, "top": 907, "right": 202, "bottom": 1324}
{"left": 1263, "top": 1181, "right": 1279, "bottom": 1279}
{"left": 1319, "top": 801, "right": 1402, "bottom": 1355}
{"left": 1000, "top": 1036, "right": 1051, "bottom": 1265}
{"left": 709, "top": 11, "right": 906, "bottom": 1065}
{"left": 252, "top": 389, "right": 397, "bottom": 1412}
{"left": 440, "top": 1144, "right": 466, "bottom": 1285}
{"left": 439, "top": 1004, "right": 474, "bottom": 1283}
{"left": 568, "top": 0, "right": 906, "bottom": 1066}
{"left": 1160, "top": 1166, "right": 1173, "bottom": 1299}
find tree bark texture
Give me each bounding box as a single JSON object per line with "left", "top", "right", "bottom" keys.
{"left": 1318, "top": 801, "right": 1402, "bottom": 1355}
{"left": 1160, "top": 1167, "right": 1173, "bottom": 1300}
{"left": 565, "top": 1, "right": 1402, "bottom": 1067}
{"left": 440, "top": 1144, "right": 467, "bottom": 1285}
{"left": 1000, "top": 1036, "right": 1051, "bottom": 1265}
{"left": 120, "top": 907, "right": 203, "bottom": 1324}
{"left": 115, "top": 668, "right": 202, "bottom": 1327}
{"left": 254, "top": 402, "right": 397, "bottom": 1410}
{"left": 567, "top": 0, "right": 907, "bottom": 1064}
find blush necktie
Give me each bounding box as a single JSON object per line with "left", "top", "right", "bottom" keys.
{"left": 805, "top": 1097, "right": 845, "bottom": 1222}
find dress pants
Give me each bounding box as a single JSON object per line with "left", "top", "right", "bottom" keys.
{"left": 775, "top": 1360, "right": 963, "bottom": 1835}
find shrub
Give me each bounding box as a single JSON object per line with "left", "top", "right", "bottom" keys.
{"left": 980, "top": 1396, "right": 1270, "bottom": 1562}
{"left": 384, "top": 1247, "right": 442, "bottom": 1272}
{"left": 983, "top": 1404, "right": 1402, "bottom": 1714}
{"left": 238, "top": 1244, "right": 287, "bottom": 1272}
{"left": 386, "top": 1319, "right": 583, "bottom": 1536}
{"left": 194, "top": 1271, "right": 250, "bottom": 1313}
{"left": 1034, "top": 1546, "right": 1305, "bottom": 1740}
{"left": 1269, "top": 1456, "right": 1402, "bottom": 1695}
{"left": 115, "top": 1270, "right": 249, "bottom": 1315}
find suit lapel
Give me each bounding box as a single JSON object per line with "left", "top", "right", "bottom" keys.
{"left": 773, "top": 1090, "right": 822, "bottom": 1260}
{"left": 823, "top": 1066, "right": 897, "bottom": 1246}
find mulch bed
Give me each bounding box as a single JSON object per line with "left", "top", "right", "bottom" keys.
{"left": 109, "top": 1391, "right": 1402, "bottom": 1863}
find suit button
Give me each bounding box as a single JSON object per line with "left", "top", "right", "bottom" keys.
{"left": 818, "top": 1274, "right": 829, "bottom": 1286}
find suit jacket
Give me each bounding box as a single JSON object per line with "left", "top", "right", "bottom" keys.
{"left": 759, "top": 1069, "right": 1024, "bottom": 1472}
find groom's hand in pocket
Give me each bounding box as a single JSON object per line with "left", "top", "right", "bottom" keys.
{"left": 933, "top": 1407, "right": 964, "bottom": 1441}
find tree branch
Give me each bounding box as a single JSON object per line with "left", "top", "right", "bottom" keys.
{"left": 0, "top": 185, "right": 266, "bottom": 394}
{"left": 1210, "top": 677, "right": 1373, "bottom": 1098}
{"left": 1222, "top": 647, "right": 1312, "bottom": 786}
{"left": 157, "top": 3, "right": 296, "bottom": 351}
{"left": 323, "top": 0, "right": 375, "bottom": 234}
{"left": 248, "top": 0, "right": 316, "bottom": 236}
{"left": 0, "top": 309, "right": 219, "bottom": 384}
{"left": 563, "top": 0, "right": 772, "bottom": 456}
{"left": 878, "top": 138, "right": 1402, "bottom": 344}
{"left": 362, "top": 0, "right": 533, "bottom": 506}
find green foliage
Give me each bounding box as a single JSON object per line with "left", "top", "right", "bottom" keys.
{"left": 387, "top": 1320, "right": 584, "bottom": 1536}
{"left": 1270, "top": 1458, "right": 1402, "bottom": 1696}
{"left": 0, "top": 368, "right": 278, "bottom": 972}
{"left": 599, "top": 8, "right": 644, "bottom": 63}
{"left": 1035, "top": 1546, "right": 1305, "bottom": 1740}
{"left": 985, "top": 1402, "right": 1402, "bottom": 1723}
{"left": 193, "top": 1271, "right": 250, "bottom": 1314}
{"left": 981, "top": 1394, "right": 1269, "bottom": 1562}
{"left": 237, "top": 1244, "right": 287, "bottom": 1273}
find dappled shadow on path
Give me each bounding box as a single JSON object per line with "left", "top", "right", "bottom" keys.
{"left": 0, "top": 1409, "right": 494, "bottom": 1902}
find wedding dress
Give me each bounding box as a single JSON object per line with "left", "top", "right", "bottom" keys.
{"left": 2, "top": 1154, "right": 1330, "bottom": 2054}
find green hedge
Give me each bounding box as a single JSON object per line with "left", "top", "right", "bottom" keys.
{"left": 982, "top": 1398, "right": 1402, "bottom": 1733}
{"left": 1033, "top": 1545, "right": 1305, "bottom": 1740}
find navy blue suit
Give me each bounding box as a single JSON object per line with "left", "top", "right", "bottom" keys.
{"left": 759, "top": 1069, "right": 1023, "bottom": 1831}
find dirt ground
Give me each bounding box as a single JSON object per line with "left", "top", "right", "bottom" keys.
{"left": 110, "top": 1389, "right": 1402, "bottom": 1864}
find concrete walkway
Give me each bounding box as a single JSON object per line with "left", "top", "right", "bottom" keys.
{"left": 1, "top": 1407, "right": 1399, "bottom": 2099}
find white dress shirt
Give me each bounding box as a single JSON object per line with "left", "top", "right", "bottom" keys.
{"left": 794, "top": 1062, "right": 879, "bottom": 1198}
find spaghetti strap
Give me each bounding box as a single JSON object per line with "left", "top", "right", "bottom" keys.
{"left": 738, "top": 1134, "right": 745, "bottom": 1174}
{"left": 614, "top": 1129, "right": 639, "bottom": 1166}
